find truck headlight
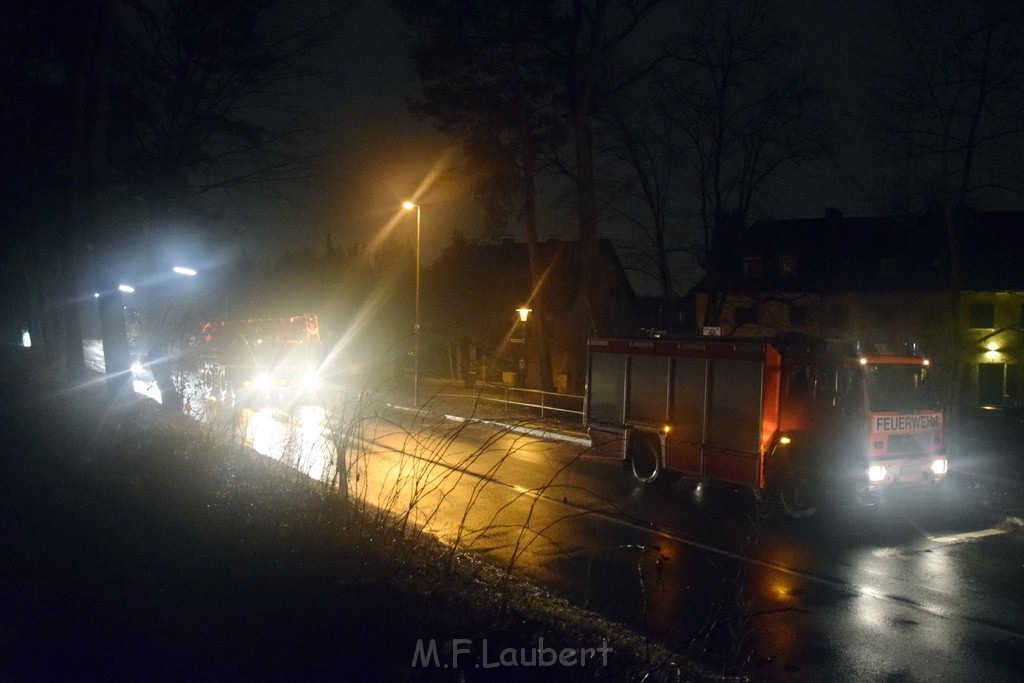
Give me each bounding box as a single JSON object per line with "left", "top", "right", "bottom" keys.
{"left": 868, "top": 465, "right": 888, "bottom": 482}
{"left": 301, "top": 371, "right": 319, "bottom": 391}
{"left": 931, "top": 458, "right": 948, "bottom": 475}
{"left": 254, "top": 374, "right": 273, "bottom": 393}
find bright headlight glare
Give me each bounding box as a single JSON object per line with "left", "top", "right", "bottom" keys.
{"left": 131, "top": 362, "right": 144, "bottom": 375}
{"left": 868, "top": 465, "right": 888, "bottom": 482}
{"left": 931, "top": 458, "right": 948, "bottom": 475}
{"left": 255, "top": 374, "right": 273, "bottom": 392}
{"left": 301, "top": 371, "right": 319, "bottom": 390}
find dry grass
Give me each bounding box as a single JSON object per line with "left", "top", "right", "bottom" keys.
{"left": 0, "top": 359, "right": 722, "bottom": 681}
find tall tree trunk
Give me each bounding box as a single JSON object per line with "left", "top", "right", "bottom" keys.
{"left": 574, "top": 97, "right": 611, "bottom": 339}
{"left": 60, "top": 245, "right": 87, "bottom": 383}
{"left": 96, "top": 271, "right": 133, "bottom": 401}
{"left": 520, "top": 146, "right": 555, "bottom": 392}
{"left": 70, "top": 0, "right": 126, "bottom": 394}
{"left": 144, "top": 281, "right": 184, "bottom": 412}
{"left": 569, "top": 0, "right": 611, "bottom": 340}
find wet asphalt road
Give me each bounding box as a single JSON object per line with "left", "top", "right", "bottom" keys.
{"left": 100, "top": 345, "right": 1023, "bottom": 682}
{"left": 212, "top": 390, "right": 1024, "bottom": 682}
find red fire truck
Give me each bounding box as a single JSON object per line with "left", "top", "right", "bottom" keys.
{"left": 584, "top": 336, "right": 947, "bottom": 516}
{"left": 197, "top": 314, "right": 323, "bottom": 403}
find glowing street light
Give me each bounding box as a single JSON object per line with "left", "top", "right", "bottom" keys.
{"left": 118, "top": 284, "right": 135, "bottom": 293}
{"left": 517, "top": 307, "right": 532, "bottom": 322}
{"left": 402, "top": 201, "right": 422, "bottom": 407}
{"left": 172, "top": 266, "right": 197, "bottom": 276}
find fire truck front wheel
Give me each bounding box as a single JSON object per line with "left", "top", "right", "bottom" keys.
{"left": 778, "top": 462, "right": 819, "bottom": 518}
{"left": 628, "top": 435, "right": 661, "bottom": 485}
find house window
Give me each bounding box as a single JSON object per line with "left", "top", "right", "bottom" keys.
{"left": 735, "top": 305, "right": 759, "bottom": 325}
{"left": 790, "top": 305, "right": 807, "bottom": 326}
{"left": 969, "top": 303, "right": 995, "bottom": 329}
{"left": 743, "top": 256, "right": 764, "bottom": 278}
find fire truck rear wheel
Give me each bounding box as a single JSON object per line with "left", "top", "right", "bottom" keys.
{"left": 629, "top": 436, "right": 661, "bottom": 485}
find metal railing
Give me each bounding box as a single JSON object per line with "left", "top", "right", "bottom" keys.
{"left": 468, "top": 383, "right": 585, "bottom": 423}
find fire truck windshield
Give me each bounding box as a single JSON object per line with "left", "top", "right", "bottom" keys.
{"left": 863, "top": 363, "right": 940, "bottom": 412}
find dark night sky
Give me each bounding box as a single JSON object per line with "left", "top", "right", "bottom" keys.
{"left": 236, "top": 1, "right": 485, "bottom": 268}
{"left": 232, "top": 0, "right": 943, "bottom": 276}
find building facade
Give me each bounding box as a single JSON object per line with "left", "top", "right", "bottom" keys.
{"left": 695, "top": 210, "right": 1024, "bottom": 409}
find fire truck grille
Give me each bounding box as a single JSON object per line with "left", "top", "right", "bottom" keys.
{"left": 886, "top": 434, "right": 932, "bottom": 455}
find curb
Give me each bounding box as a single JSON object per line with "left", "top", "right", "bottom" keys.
{"left": 388, "top": 403, "right": 591, "bottom": 447}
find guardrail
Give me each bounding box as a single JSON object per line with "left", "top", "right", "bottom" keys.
{"left": 468, "top": 383, "right": 585, "bottom": 423}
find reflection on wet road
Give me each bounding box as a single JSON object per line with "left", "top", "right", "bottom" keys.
{"left": 96, "top": 344, "right": 1024, "bottom": 681}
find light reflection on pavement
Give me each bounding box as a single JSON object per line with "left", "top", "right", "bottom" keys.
{"left": 232, "top": 404, "right": 338, "bottom": 483}
{"left": 83, "top": 338, "right": 163, "bottom": 403}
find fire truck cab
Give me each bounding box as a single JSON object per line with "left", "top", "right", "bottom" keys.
{"left": 584, "top": 336, "right": 947, "bottom": 516}
{"left": 197, "top": 314, "right": 323, "bottom": 404}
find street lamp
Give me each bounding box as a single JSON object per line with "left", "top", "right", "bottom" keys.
{"left": 402, "top": 201, "right": 421, "bottom": 407}
{"left": 515, "top": 307, "right": 532, "bottom": 387}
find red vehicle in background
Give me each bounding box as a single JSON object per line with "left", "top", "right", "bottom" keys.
{"left": 197, "top": 314, "right": 323, "bottom": 404}
{"left": 584, "top": 336, "right": 947, "bottom": 516}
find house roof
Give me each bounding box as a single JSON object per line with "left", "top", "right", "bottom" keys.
{"left": 704, "top": 209, "right": 1024, "bottom": 293}
{"left": 960, "top": 210, "right": 1024, "bottom": 291}
{"left": 425, "top": 236, "right": 638, "bottom": 330}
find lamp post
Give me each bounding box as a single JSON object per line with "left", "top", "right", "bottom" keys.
{"left": 403, "top": 201, "right": 421, "bottom": 406}
{"left": 516, "top": 307, "right": 531, "bottom": 387}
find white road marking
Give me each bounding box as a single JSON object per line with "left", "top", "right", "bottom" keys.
{"left": 931, "top": 518, "right": 1023, "bottom": 544}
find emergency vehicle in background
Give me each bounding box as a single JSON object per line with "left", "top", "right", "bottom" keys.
{"left": 197, "top": 314, "right": 323, "bottom": 404}
{"left": 584, "top": 336, "right": 947, "bottom": 516}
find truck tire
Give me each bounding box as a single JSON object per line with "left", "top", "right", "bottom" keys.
{"left": 779, "top": 462, "right": 818, "bottom": 518}
{"left": 629, "top": 435, "right": 661, "bottom": 485}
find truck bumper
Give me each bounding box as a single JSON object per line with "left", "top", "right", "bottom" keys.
{"left": 856, "top": 454, "right": 949, "bottom": 504}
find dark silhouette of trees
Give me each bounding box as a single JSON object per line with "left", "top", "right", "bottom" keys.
{"left": 866, "top": 0, "right": 1024, "bottom": 434}
{"left": 394, "top": 0, "right": 568, "bottom": 390}
{"left": 395, "top": 0, "right": 828, "bottom": 340}
{"left": 557, "top": 0, "right": 667, "bottom": 338}
{"left": 4, "top": 0, "right": 346, "bottom": 405}
{"left": 110, "top": 0, "right": 346, "bottom": 408}
{"left": 659, "top": 0, "right": 830, "bottom": 328}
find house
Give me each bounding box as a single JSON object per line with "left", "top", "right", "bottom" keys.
{"left": 423, "top": 236, "right": 639, "bottom": 392}
{"left": 694, "top": 209, "right": 1024, "bottom": 408}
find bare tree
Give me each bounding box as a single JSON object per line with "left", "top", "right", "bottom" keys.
{"left": 395, "top": 0, "right": 571, "bottom": 390}
{"left": 109, "top": 0, "right": 347, "bottom": 409}
{"left": 558, "top": 0, "right": 666, "bottom": 337}
{"left": 866, "top": 0, "right": 1024, "bottom": 437}
{"left": 661, "top": 0, "right": 830, "bottom": 329}
{"left": 600, "top": 70, "right": 692, "bottom": 312}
